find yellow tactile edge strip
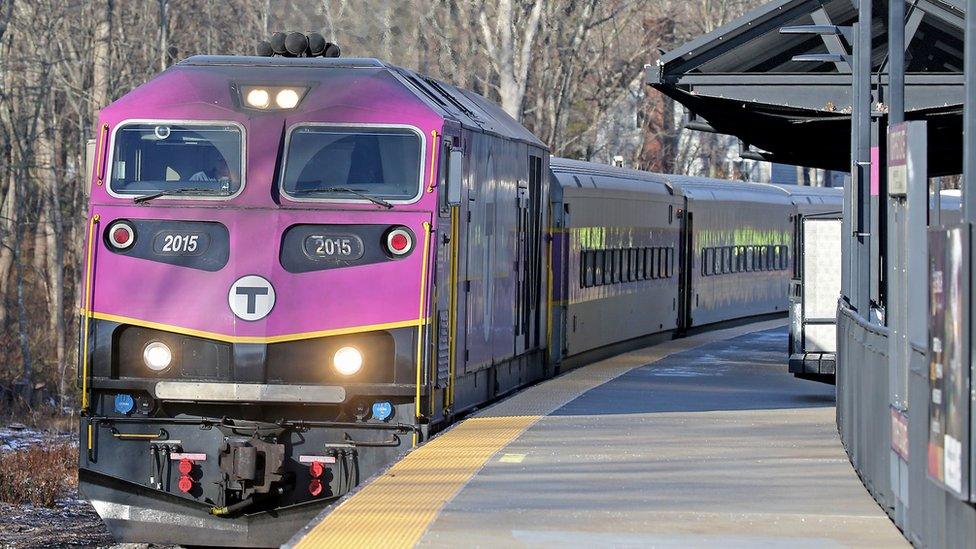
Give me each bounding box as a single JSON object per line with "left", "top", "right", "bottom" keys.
{"left": 289, "top": 318, "right": 787, "bottom": 549}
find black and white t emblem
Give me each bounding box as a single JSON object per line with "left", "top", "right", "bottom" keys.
{"left": 228, "top": 275, "right": 275, "bottom": 321}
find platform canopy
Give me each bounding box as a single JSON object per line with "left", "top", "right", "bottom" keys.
{"left": 648, "top": 0, "right": 964, "bottom": 174}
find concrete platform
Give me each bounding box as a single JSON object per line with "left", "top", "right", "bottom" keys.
{"left": 292, "top": 321, "right": 907, "bottom": 548}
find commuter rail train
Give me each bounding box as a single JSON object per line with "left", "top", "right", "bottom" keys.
{"left": 77, "top": 44, "right": 842, "bottom": 547}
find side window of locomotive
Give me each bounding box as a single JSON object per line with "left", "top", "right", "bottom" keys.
{"left": 110, "top": 123, "right": 243, "bottom": 196}
{"left": 282, "top": 126, "right": 422, "bottom": 201}
{"left": 602, "top": 250, "right": 612, "bottom": 285}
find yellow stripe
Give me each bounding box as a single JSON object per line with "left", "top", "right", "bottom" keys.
{"left": 426, "top": 130, "right": 438, "bottom": 194}
{"left": 112, "top": 432, "right": 162, "bottom": 440}
{"left": 294, "top": 415, "right": 538, "bottom": 549}
{"left": 413, "top": 221, "right": 432, "bottom": 446}
{"left": 94, "top": 124, "right": 108, "bottom": 186}
{"left": 86, "top": 311, "right": 424, "bottom": 344}
{"left": 81, "top": 214, "right": 100, "bottom": 412}
{"left": 87, "top": 423, "right": 93, "bottom": 451}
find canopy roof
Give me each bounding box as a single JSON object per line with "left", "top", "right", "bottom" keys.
{"left": 648, "top": 0, "right": 964, "bottom": 174}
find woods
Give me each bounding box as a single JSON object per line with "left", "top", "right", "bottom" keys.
{"left": 0, "top": 0, "right": 763, "bottom": 410}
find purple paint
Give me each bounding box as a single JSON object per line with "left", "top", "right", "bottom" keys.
{"left": 88, "top": 61, "right": 444, "bottom": 339}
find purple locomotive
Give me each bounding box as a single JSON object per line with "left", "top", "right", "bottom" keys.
{"left": 78, "top": 35, "right": 840, "bottom": 547}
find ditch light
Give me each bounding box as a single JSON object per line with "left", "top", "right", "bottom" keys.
{"left": 241, "top": 86, "right": 308, "bottom": 111}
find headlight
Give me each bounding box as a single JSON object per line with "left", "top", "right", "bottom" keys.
{"left": 275, "top": 88, "right": 301, "bottom": 109}
{"left": 143, "top": 341, "right": 173, "bottom": 372}
{"left": 244, "top": 88, "right": 270, "bottom": 109}
{"left": 333, "top": 346, "right": 363, "bottom": 376}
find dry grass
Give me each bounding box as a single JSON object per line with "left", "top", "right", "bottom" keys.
{"left": 0, "top": 443, "right": 76, "bottom": 507}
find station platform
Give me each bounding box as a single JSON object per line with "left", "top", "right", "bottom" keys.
{"left": 288, "top": 320, "right": 906, "bottom": 548}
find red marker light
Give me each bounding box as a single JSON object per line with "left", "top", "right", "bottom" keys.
{"left": 107, "top": 221, "right": 135, "bottom": 250}
{"left": 385, "top": 227, "right": 413, "bottom": 257}
{"left": 178, "top": 459, "right": 193, "bottom": 475}
{"left": 113, "top": 227, "right": 130, "bottom": 245}
{"left": 308, "top": 479, "right": 323, "bottom": 496}
{"left": 390, "top": 233, "right": 408, "bottom": 251}
{"left": 309, "top": 461, "right": 325, "bottom": 479}
{"left": 178, "top": 476, "right": 194, "bottom": 493}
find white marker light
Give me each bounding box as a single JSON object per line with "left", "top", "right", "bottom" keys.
{"left": 143, "top": 342, "right": 173, "bottom": 372}
{"left": 333, "top": 346, "right": 363, "bottom": 376}
{"left": 275, "top": 88, "right": 301, "bottom": 109}
{"left": 245, "top": 88, "right": 271, "bottom": 109}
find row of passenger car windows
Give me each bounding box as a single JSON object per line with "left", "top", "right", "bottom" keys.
{"left": 580, "top": 247, "right": 674, "bottom": 288}
{"left": 700, "top": 245, "right": 788, "bottom": 276}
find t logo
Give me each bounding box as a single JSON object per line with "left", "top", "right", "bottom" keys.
{"left": 228, "top": 275, "right": 275, "bottom": 321}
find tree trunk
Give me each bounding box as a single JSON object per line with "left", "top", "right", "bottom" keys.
{"left": 158, "top": 0, "right": 169, "bottom": 71}
{"left": 0, "top": 167, "right": 16, "bottom": 328}
{"left": 91, "top": 0, "right": 112, "bottom": 126}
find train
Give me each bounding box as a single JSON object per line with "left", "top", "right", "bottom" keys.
{"left": 76, "top": 39, "right": 842, "bottom": 547}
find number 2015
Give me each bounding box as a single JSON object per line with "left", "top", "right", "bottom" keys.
{"left": 162, "top": 234, "right": 199, "bottom": 253}
{"left": 315, "top": 238, "right": 352, "bottom": 256}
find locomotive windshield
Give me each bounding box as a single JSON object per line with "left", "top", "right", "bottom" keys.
{"left": 109, "top": 123, "right": 243, "bottom": 197}
{"left": 281, "top": 126, "right": 422, "bottom": 202}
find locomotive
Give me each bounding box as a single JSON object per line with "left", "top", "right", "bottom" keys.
{"left": 77, "top": 37, "right": 840, "bottom": 547}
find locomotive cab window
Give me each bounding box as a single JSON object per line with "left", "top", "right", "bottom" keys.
{"left": 109, "top": 122, "right": 243, "bottom": 197}
{"left": 282, "top": 125, "right": 422, "bottom": 202}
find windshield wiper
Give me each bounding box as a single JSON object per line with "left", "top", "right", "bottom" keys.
{"left": 134, "top": 187, "right": 228, "bottom": 204}
{"left": 293, "top": 187, "right": 393, "bottom": 209}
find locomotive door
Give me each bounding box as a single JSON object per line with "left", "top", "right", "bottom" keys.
{"left": 514, "top": 155, "right": 544, "bottom": 355}
{"left": 434, "top": 130, "right": 465, "bottom": 414}
{"left": 677, "top": 200, "right": 694, "bottom": 332}
{"left": 514, "top": 182, "right": 529, "bottom": 354}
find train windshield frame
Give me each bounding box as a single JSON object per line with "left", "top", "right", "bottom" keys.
{"left": 107, "top": 121, "right": 245, "bottom": 199}
{"left": 280, "top": 124, "right": 425, "bottom": 204}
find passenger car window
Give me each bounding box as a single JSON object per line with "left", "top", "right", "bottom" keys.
{"left": 282, "top": 126, "right": 421, "bottom": 201}
{"left": 595, "top": 250, "right": 605, "bottom": 285}
{"left": 110, "top": 123, "right": 243, "bottom": 197}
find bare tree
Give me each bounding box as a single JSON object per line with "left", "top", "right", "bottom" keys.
{"left": 476, "top": 0, "right": 543, "bottom": 119}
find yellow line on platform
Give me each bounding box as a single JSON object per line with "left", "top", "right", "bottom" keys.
{"left": 294, "top": 415, "right": 539, "bottom": 549}
{"left": 291, "top": 318, "right": 787, "bottom": 549}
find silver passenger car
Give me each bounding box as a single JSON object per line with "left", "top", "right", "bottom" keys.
{"left": 549, "top": 159, "right": 842, "bottom": 365}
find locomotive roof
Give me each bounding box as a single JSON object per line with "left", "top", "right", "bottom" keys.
{"left": 166, "top": 55, "right": 544, "bottom": 148}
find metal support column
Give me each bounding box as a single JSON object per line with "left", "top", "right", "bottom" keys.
{"left": 964, "top": 0, "right": 976, "bottom": 496}
{"left": 850, "top": 0, "right": 873, "bottom": 315}
{"left": 966, "top": 1, "right": 976, "bottom": 218}
{"left": 890, "top": 0, "right": 905, "bottom": 125}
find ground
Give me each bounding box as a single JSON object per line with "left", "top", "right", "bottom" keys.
{"left": 0, "top": 425, "right": 115, "bottom": 548}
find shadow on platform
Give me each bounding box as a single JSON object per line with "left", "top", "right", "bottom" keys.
{"left": 552, "top": 328, "right": 835, "bottom": 416}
